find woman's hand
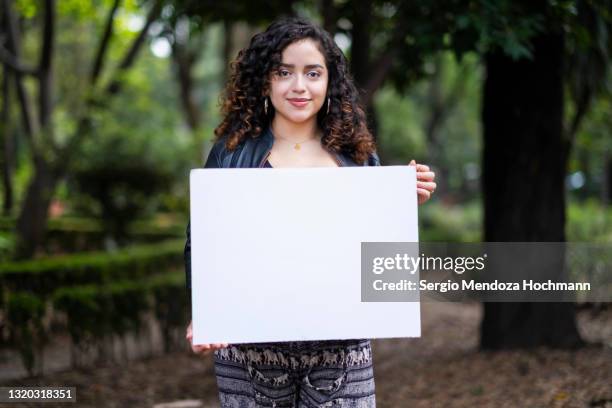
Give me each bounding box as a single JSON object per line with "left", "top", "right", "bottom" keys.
{"left": 409, "top": 160, "right": 436, "bottom": 205}
{"left": 186, "top": 321, "right": 229, "bottom": 355}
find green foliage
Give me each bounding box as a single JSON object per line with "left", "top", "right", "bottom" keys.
{"left": 8, "top": 0, "right": 193, "bottom": 233}
{"left": 0, "top": 215, "right": 185, "bottom": 235}
{"left": 53, "top": 279, "right": 149, "bottom": 344}
{"left": 53, "top": 285, "right": 109, "bottom": 344}
{"left": 149, "top": 272, "right": 189, "bottom": 351}
{"left": 568, "top": 85, "right": 612, "bottom": 199}
{"left": 5, "top": 291, "right": 45, "bottom": 328}
{"left": 452, "top": 1, "right": 545, "bottom": 59}
{"left": 13, "top": 0, "right": 38, "bottom": 19}
{"left": 5, "top": 292, "right": 46, "bottom": 376}
{"left": 375, "top": 52, "right": 482, "bottom": 201}
{"left": 0, "top": 239, "right": 184, "bottom": 297}
{"left": 2, "top": 270, "right": 187, "bottom": 372}
{"left": 65, "top": 45, "right": 193, "bottom": 237}
{"left": 1, "top": 232, "right": 187, "bottom": 372}
{"left": 69, "top": 159, "right": 176, "bottom": 241}
{"left": 417, "top": 199, "right": 612, "bottom": 243}
{"left": 567, "top": 199, "right": 612, "bottom": 242}
{"left": 418, "top": 199, "right": 612, "bottom": 243}
{"left": 0, "top": 231, "right": 16, "bottom": 263}
{"left": 0, "top": 215, "right": 184, "bottom": 256}
{"left": 419, "top": 201, "right": 483, "bottom": 243}
{"left": 52, "top": 271, "right": 187, "bottom": 350}
{"left": 375, "top": 87, "right": 426, "bottom": 164}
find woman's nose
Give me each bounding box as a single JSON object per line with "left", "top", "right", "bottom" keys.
{"left": 292, "top": 74, "right": 306, "bottom": 93}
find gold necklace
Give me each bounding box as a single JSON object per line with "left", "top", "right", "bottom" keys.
{"left": 275, "top": 133, "right": 319, "bottom": 151}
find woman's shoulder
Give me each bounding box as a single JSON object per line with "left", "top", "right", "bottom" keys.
{"left": 367, "top": 151, "right": 381, "bottom": 167}
{"left": 204, "top": 130, "right": 273, "bottom": 168}
{"left": 338, "top": 151, "right": 380, "bottom": 167}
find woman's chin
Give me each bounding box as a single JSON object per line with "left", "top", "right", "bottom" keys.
{"left": 277, "top": 111, "right": 317, "bottom": 124}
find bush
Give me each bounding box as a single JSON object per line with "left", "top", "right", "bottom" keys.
{"left": 0, "top": 239, "right": 184, "bottom": 297}
{"left": 52, "top": 271, "right": 187, "bottom": 362}
{"left": 3, "top": 270, "right": 187, "bottom": 372}
{"left": 149, "top": 272, "right": 189, "bottom": 352}
{"left": 5, "top": 292, "right": 46, "bottom": 376}
{"left": 419, "top": 201, "right": 482, "bottom": 242}
{"left": 53, "top": 279, "right": 150, "bottom": 345}
{"left": 0, "top": 216, "right": 185, "bottom": 254}
{"left": 0, "top": 231, "right": 15, "bottom": 263}
{"left": 567, "top": 198, "right": 612, "bottom": 242}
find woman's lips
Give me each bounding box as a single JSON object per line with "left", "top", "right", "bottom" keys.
{"left": 288, "top": 99, "right": 310, "bottom": 107}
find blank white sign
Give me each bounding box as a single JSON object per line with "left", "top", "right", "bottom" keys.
{"left": 190, "top": 166, "right": 420, "bottom": 345}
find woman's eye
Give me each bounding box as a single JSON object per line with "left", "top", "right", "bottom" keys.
{"left": 307, "top": 71, "right": 321, "bottom": 78}
{"left": 278, "top": 70, "right": 291, "bottom": 77}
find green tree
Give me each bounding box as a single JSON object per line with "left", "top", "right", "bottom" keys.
{"left": 0, "top": 0, "right": 162, "bottom": 258}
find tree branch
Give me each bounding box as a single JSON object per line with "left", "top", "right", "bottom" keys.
{"left": 0, "top": 44, "right": 38, "bottom": 75}
{"left": 38, "top": 0, "right": 54, "bottom": 129}
{"left": 61, "top": 0, "right": 163, "bottom": 162}
{"left": 90, "top": 0, "right": 121, "bottom": 86}
{"left": 2, "top": 65, "right": 15, "bottom": 215}
{"left": 362, "top": 5, "right": 410, "bottom": 107}
{"left": 0, "top": 0, "right": 40, "bottom": 154}
{"left": 564, "top": 89, "right": 592, "bottom": 163}
{"left": 106, "top": 0, "right": 162, "bottom": 95}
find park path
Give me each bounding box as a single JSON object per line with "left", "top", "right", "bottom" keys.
{"left": 1, "top": 302, "right": 610, "bottom": 407}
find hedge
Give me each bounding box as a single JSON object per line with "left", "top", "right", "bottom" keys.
{"left": 0, "top": 216, "right": 184, "bottom": 236}
{"left": 0, "top": 239, "right": 184, "bottom": 298}
{"left": 4, "top": 271, "right": 188, "bottom": 374}
{"left": 4, "top": 292, "right": 47, "bottom": 375}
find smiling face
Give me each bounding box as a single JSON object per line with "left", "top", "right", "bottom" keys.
{"left": 267, "top": 38, "right": 329, "bottom": 126}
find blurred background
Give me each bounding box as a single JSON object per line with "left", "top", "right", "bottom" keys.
{"left": 0, "top": 0, "right": 610, "bottom": 407}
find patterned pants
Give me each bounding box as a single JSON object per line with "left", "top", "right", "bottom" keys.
{"left": 213, "top": 339, "right": 376, "bottom": 407}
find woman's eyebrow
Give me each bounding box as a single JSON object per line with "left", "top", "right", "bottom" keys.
{"left": 279, "top": 63, "right": 325, "bottom": 69}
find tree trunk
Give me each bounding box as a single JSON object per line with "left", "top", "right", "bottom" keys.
{"left": 350, "top": 0, "right": 371, "bottom": 100}
{"left": 480, "top": 32, "right": 584, "bottom": 349}
{"left": 2, "top": 66, "right": 15, "bottom": 215}
{"left": 349, "top": 0, "right": 380, "bottom": 137}
{"left": 603, "top": 152, "right": 611, "bottom": 206}
{"left": 172, "top": 41, "right": 201, "bottom": 132}
{"left": 15, "top": 159, "right": 60, "bottom": 258}
{"left": 10, "top": 0, "right": 160, "bottom": 258}
{"left": 320, "top": 0, "right": 337, "bottom": 35}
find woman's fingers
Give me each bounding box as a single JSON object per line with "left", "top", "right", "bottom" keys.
{"left": 209, "top": 343, "right": 230, "bottom": 349}
{"left": 186, "top": 321, "right": 230, "bottom": 356}
{"left": 408, "top": 160, "right": 430, "bottom": 172}
{"left": 417, "top": 188, "right": 431, "bottom": 204}
{"left": 410, "top": 161, "right": 436, "bottom": 203}
{"left": 193, "top": 345, "right": 213, "bottom": 355}
{"left": 190, "top": 341, "right": 230, "bottom": 356}
{"left": 192, "top": 346, "right": 224, "bottom": 355}
{"left": 186, "top": 321, "right": 192, "bottom": 338}
{"left": 416, "top": 171, "right": 435, "bottom": 181}
{"left": 417, "top": 181, "right": 436, "bottom": 191}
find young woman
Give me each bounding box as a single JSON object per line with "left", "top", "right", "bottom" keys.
{"left": 184, "top": 17, "right": 436, "bottom": 407}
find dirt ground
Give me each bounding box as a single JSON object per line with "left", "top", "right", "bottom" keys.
{"left": 2, "top": 302, "right": 611, "bottom": 408}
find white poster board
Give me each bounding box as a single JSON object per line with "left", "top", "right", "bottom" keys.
{"left": 190, "top": 166, "right": 420, "bottom": 344}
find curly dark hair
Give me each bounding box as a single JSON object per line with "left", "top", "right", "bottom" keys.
{"left": 214, "top": 17, "right": 377, "bottom": 165}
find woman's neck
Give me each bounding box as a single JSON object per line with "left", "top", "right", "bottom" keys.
{"left": 271, "top": 116, "right": 319, "bottom": 143}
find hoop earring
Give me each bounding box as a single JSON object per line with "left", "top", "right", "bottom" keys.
{"left": 326, "top": 97, "right": 331, "bottom": 115}
{"left": 264, "top": 97, "right": 269, "bottom": 115}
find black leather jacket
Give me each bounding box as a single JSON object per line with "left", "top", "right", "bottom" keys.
{"left": 184, "top": 127, "right": 380, "bottom": 301}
